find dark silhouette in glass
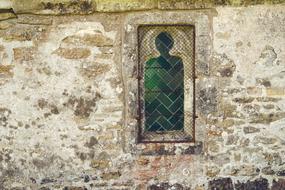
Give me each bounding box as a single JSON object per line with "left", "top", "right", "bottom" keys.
{"left": 144, "top": 32, "right": 184, "bottom": 132}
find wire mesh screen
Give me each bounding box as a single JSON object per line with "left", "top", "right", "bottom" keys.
{"left": 138, "top": 25, "right": 195, "bottom": 143}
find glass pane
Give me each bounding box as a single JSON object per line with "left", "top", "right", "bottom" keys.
{"left": 144, "top": 32, "right": 184, "bottom": 132}
{"left": 138, "top": 25, "right": 195, "bottom": 142}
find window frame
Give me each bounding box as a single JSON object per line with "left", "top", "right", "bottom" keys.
{"left": 137, "top": 24, "right": 196, "bottom": 143}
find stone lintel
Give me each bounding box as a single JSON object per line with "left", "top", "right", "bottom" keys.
{"left": 0, "top": 0, "right": 283, "bottom": 15}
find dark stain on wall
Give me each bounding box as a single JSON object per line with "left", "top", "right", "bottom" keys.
{"left": 197, "top": 87, "right": 218, "bottom": 115}
{"left": 208, "top": 178, "right": 234, "bottom": 190}
{"left": 41, "top": 0, "right": 94, "bottom": 14}
{"left": 235, "top": 178, "right": 269, "bottom": 190}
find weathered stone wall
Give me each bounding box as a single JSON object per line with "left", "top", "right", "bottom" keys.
{"left": 0, "top": 1, "right": 285, "bottom": 190}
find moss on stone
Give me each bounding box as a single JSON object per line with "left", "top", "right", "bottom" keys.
{"left": 0, "top": 0, "right": 282, "bottom": 15}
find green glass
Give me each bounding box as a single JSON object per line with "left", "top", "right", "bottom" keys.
{"left": 144, "top": 32, "right": 184, "bottom": 132}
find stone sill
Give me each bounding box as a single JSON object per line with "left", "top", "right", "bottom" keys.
{"left": 136, "top": 141, "right": 203, "bottom": 156}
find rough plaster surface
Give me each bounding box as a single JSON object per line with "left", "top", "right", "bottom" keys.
{"left": 0, "top": 4, "right": 284, "bottom": 190}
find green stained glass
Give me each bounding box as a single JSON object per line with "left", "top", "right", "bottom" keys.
{"left": 144, "top": 32, "right": 184, "bottom": 132}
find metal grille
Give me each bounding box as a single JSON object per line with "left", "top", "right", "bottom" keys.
{"left": 138, "top": 25, "right": 195, "bottom": 143}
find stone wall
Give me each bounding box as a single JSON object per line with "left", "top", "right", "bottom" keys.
{"left": 0, "top": 1, "right": 285, "bottom": 190}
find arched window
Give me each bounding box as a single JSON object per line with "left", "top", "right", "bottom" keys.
{"left": 138, "top": 25, "right": 195, "bottom": 143}
{"left": 144, "top": 32, "right": 184, "bottom": 132}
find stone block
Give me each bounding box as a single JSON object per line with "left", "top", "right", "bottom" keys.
{"left": 100, "top": 171, "right": 121, "bottom": 180}
{"left": 243, "top": 126, "right": 260, "bottom": 134}
{"left": 16, "top": 15, "right": 53, "bottom": 25}
{"left": 80, "top": 63, "right": 110, "bottom": 80}
{"left": 0, "top": 25, "right": 45, "bottom": 41}
{"left": 148, "top": 183, "right": 186, "bottom": 190}
{"left": 212, "top": 53, "right": 236, "bottom": 77}
{"left": 0, "top": 65, "right": 13, "bottom": 77}
{"left": 96, "top": 0, "right": 157, "bottom": 12}
{"left": 13, "top": 47, "right": 37, "bottom": 62}
{"left": 272, "top": 179, "right": 285, "bottom": 190}
{"left": 54, "top": 47, "right": 91, "bottom": 59}
{"left": 63, "top": 187, "right": 87, "bottom": 190}
{"left": 197, "top": 86, "right": 218, "bottom": 115}
{"left": 250, "top": 112, "right": 285, "bottom": 124}
{"left": 0, "top": 12, "right": 16, "bottom": 21}
{"left": 247, "top": 87, "right": 263, "bottom": 96}
{"left": 208, "top": 178, "right": 234, "bottom": 190}
{"left": 12, "top": 0, "right": 95, "bottom": 14}
{"left": 261, "top": 166, "right": 275, "bottom": 175}
{"left": 91, "top": 159, "right": 109, "bottom": 169}
{"left": 253, "top": 136, "right": 277, "bottom": 145}
{"left": 0, "top": 21, "right": 13, "bottom": 30}
{"left": 235, "top": 178, "right": 269, "bottom": 190}
{"left": 62, "top": 33, "right": 114, "bottom": 47}
{"left": 266, "top": 88, "right": 285, "bottom": 96}
{"left": 277, "top": 170, "right": 285, "bottom": 176}
{"left": 233, "top": 97, "right": 255, "bottom": 104}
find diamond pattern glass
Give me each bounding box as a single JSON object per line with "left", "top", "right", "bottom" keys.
{"left": 138, "top": 25, "right": 195, "bottom": 142}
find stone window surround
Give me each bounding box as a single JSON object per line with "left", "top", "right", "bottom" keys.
{"left": 122, "top": 10, "right": 213, "bottom": 155}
